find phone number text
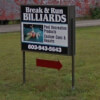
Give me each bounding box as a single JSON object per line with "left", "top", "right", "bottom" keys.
{"left": 28, "top": 44, "right": 62, "bottom": 53}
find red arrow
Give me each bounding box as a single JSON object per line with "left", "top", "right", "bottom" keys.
{"left": 36, "top": 59, "right": 62, "bottom": 70}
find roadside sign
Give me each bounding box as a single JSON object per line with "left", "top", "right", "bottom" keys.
{"left": 21, "top": 5, "right": 75, "bottom": 55}
{"left": 21, "top": 5, "right": 76, "bottom": 89}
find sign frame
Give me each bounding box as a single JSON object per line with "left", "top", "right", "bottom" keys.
{"left": 21, "top": 5, "right": 75, "bottom": 56}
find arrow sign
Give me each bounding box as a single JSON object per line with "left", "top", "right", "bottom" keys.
{"left": 36, "top": 59, "right": 62, "bottom": 70}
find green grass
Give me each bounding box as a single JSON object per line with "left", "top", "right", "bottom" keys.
{"left": 0, "top": 26, "right": 100, "bottom": 100}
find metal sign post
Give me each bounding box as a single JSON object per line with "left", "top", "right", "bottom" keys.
{"left": 23, "top": 51, "right": 26, "bottom": 84}
{"left": 72, "top": 55, "right": 75, "bottom": 89}
{"left": 71, "top": 17, "right": 75, "bottom": 89}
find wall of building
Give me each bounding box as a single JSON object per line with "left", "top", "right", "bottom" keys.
{"left": 0, "top": 0, "right": 100, "bottom": 20}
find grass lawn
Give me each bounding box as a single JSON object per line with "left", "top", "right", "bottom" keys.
{"left": 0, "top": 26, "right": 100, "bottom": 100}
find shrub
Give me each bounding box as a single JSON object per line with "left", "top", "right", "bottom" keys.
{"left": 90, "top": 3, "right": 100, "bottom": 19}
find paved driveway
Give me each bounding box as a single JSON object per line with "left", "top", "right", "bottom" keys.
{"left": 0, "top": 20, "right": 100, "bottom": 33}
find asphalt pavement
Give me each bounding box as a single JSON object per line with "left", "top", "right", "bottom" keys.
{"left": 0, "top": 19, "right": 100, "bottom": 33}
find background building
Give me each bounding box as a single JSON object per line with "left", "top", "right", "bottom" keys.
{"left": 0, "top": 0, "right": 100, "bottom": 20}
